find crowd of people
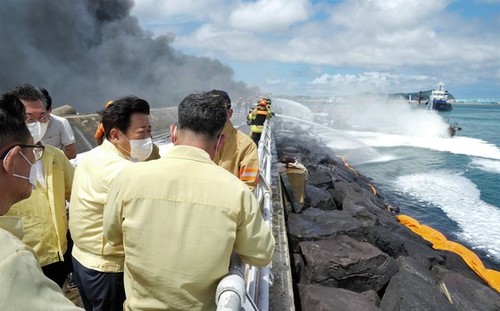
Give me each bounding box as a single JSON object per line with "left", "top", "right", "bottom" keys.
{"left": 0, "top": 83, "right": 275, "bottom": 310}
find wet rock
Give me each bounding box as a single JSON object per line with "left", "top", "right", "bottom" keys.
{"left": 432, "top": 251, "right": 489, "bottom": 286}
{"left": 287, "top": 209, "right": 363, "bottom": 252}
{"left": 380, "top": 257, "right": 454, "bottom": 311}
{"left": 439, "top": 271, "right": 500, "bottom": 311}
{"left": 362, "top": 225, "right": 445, "bottom": 267}
{"left": 299, "top": 284, "right": 380, "bottom": 311}
{"left": 299, "top": 235, "right": 398, "bottom": 292}
{"left": 360, "top": 290, "right": 381, "bottom": 308}
{"left": 305, "top": 185, "right": 337, "bottom": 210}
{"left": 306, "top": 165, "right": 333, "bottom": 186}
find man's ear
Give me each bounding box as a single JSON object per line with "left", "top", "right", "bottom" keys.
{"left": 109, "top": 128, "right": 119, "bottom": 143}
{"left": 227, "top": 108, "right": 233, "bottom": 120}
{"left": 170, "top": 125, "right": 177, "bottom": 144}
{"left": 2, "top": 146, "right": 21, "bottom": 175}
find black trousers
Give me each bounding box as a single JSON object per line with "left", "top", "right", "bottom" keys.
{"left": 42, "top": 259, "right": 68, "bottom": 288}
{"left": 72, "top": 257, "right": 125, "bottom": 311}
{"left": 252, "top": 132, "right": 262, "bottom": 145}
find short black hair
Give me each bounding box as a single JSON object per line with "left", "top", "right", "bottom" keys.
{"left": 178, "top": 93, "right": 227, "bottom": 139}
{"left": 40, "top": 88, "right": 52, "bottom": 111}
{"left": 0, "top": 93, "right": 31, "bottom": 151}
{"left": 98, "top": 96, "right": 150, "bottom": 140}
{"left": 8, "top": 83, "right": 47, "bottom": 109}
{"left": 206, "top": 89, "right": 231, "bottom": 109}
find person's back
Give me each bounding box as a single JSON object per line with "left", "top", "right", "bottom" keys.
{"left": 103, "top": 93, "right": 274, "bottom": 310}
{"left": 249, "top": 100, "right": 271, "bottom": 144}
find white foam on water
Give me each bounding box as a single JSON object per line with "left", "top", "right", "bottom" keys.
{"left": 470, "top": 158, "right": 500, "bottom": 174}
{"left": 344, "top": 130, "right": 500, "bottom": 160}
{"left": 394, "top": 171, "right": 500, "bottom": 260}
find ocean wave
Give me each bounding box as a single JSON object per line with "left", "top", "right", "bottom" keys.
{"left": 394, "top": 171, "right": 500, "bottom": 261}
{"left": 345, "top": 130, "right": 500, "bottom": 160}
{"left": 470, "top": 158, "right": 500, "bottom": 174}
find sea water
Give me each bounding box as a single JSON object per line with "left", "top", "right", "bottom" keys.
{"left": 274, "top": 98, "right": 500, "bottom": 270}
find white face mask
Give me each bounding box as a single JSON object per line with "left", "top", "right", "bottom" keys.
{"left": 129, "top": 137, "right": 153, "bottom": 161}
{"left": 3, "top": 150, "right": 37, "bottom": 189}
{"left": 120, "top": 132, "right": 153, "bottom": 161}
{"left": 27, "top": 122, "right": 48, "bottom": 143}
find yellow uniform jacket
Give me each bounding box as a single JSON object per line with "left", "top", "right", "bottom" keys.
{"left": 213, "top": 121, "right": 259, "bottom": 191}
{"left": 7, "top": 145, "right": 73, "bottom": 266}
{"left": 0, "top": 216, "right": 82, "bottom": 310}
{"left": 103, "top": 145, "right": 275, "bottom": 311}
{"left": 69, "top": 139, "right": 133, "bottom": 272}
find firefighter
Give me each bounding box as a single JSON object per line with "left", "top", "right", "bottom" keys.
{"left": 208, "top": 90, "right": 260, "bottom": 191}
{"left": 248, "top": 99, "right": 272, "bottom": 145}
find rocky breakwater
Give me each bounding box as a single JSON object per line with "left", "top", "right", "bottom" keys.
{"left": 274, "top": 120, "right": 500, "bottom": 310}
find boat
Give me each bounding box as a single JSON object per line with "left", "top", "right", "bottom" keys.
{"left": 426, "top": 82, "right": 453, "bottom": 111}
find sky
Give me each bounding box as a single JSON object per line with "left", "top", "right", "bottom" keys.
{"left": 131, "top": 0, "right": 500, "bottom": 99}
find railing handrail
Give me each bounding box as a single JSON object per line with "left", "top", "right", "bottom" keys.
{"left": 216, "top": 119, "right": 273, "bottom": 311}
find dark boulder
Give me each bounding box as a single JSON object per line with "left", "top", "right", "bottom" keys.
{"left": 299, "top": 235, "right": 398, "bottom": 292}
{"left": 287, "top": 209, "right": 364, "bottom": 252}
{"left": 305, "top": 185, "right": 338, "bottom": 210}
{"left": 362, "top": 225, "right": 445, "bottom": 267}
{"left": 439, "top": 271, "right": 500, "bottom": 311}
{"left": 299, "top": 284, "right": 380, "bottom": 311}
{"left": 380, "top": 257, "right": 454, "bottom": 311}
{"left": 306, "top": 164, "right": 334, "bottom": 189}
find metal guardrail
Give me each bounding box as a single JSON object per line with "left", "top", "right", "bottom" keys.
{"left": 216, "top": 120, "right": 273, "bottom": 311}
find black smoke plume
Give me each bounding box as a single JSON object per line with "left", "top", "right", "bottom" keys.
{"left": 0, "top": 0, "right": 257, "bottom": 112}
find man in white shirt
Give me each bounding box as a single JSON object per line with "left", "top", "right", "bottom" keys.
{"left": 40, "top": 88, "right": 77, "bottom": 159}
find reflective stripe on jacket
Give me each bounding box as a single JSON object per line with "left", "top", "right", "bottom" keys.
{"left": 213, "top": 121, "right": 259, "bottom": 190}
{"left": 248, "top": 108, "right": 270, "bottom": 133}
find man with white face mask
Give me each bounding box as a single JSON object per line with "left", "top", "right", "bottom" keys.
{"left": 6, "top": 83, "right": 74, "bottom": 288}
{"left": 70, "top": 96, "right": 159, "bottom": 311}
{"left": 0, "top": 93, "right": 83, "bottom": 310}
{"left": 103, "top": 93, "right": 274, "bottom": 310}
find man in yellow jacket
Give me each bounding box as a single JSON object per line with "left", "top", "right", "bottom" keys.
{"left": 0, "top": 93, "right": 82, "bottom": 310}
{"left": 70, "top": 96, "right": 158, "bottom": 311}
{"left": 6, "top": 84, "right": 74, "bottom": 288}
{"left": 103, "top": 92, "right": 275, "bottom": 311}
{"left": 208, "top": 89, "right": 259, "bottom": 191}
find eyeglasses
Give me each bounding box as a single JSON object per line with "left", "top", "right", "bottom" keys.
{"left": 0, "top": 144, "right": 45, "bottom": 161}
{"left": 25, "top": 116, "right": 49, "bottom": 124}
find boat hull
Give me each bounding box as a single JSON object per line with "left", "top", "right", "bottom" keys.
{"left": 432, "top": 100, "right": 453, "bottom": 111}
